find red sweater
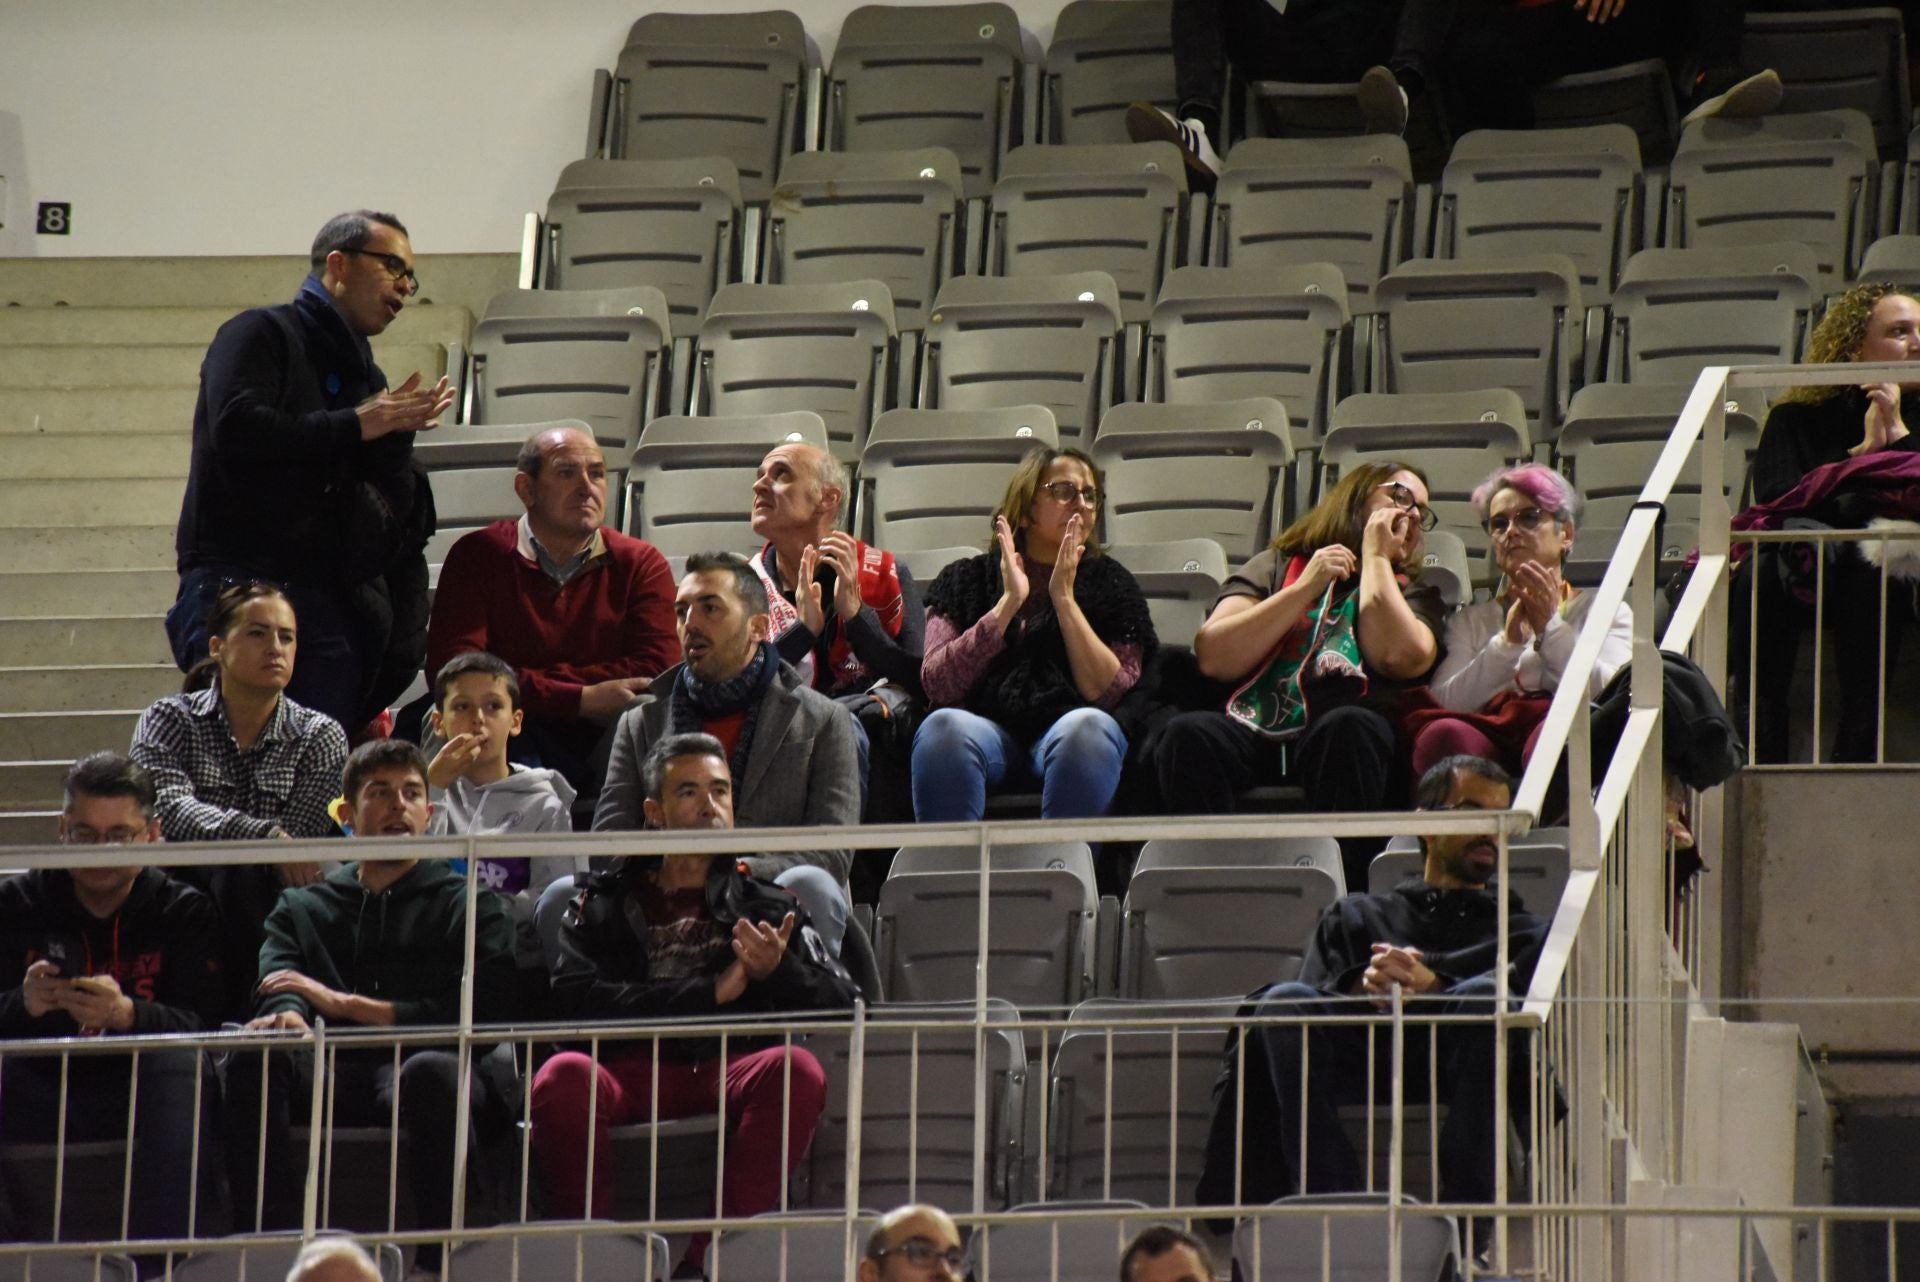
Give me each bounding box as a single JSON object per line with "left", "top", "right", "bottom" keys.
{"left": 426, "top": 519, "right": 679, "bottom": 720}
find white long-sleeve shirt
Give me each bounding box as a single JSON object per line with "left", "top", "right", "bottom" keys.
{"left": 1426, "top": 590, "right": 1633, "bottom": 712}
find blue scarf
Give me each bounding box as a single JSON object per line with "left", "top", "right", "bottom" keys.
{"left": 667, "top": 643, "right": 780, "bottom": 781}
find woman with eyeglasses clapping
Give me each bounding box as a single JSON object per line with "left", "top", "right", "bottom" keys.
{"left": 1145, "top": 460, "right": 1445, "bottom": 891}
{"left": 911, "top": 446, "right": 1157, "bottom": 822}
{"left": 1408, "top": 464, "right": 1631, "bottom": 784}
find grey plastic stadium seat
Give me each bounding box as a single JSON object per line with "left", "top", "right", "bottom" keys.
{"left": 797, "top": 1000, "right": 1026, "bottom": 1209}
{"left": 1232, "top": 1194, "right": 1459, "bottom": 1282}
{"left": 860, "top": 404, "right": 1059, "bottom": 551}
{"left": 1371, "top": 828, "right": 1570, "bottom": 914}
{"left": 877, "top": 845, "right": 1099, "bottom": 1006}
{"left": 895, "top": 545, "right": 982, "bottom": 584}
{"left": 1211, "top": 137, "right": 1417, "bottom": 307}
{"left": 765, "top": 148, "right": 964, "bottom": 330}
{"left": 828, "top": 3, "right": 1028, "bottom": 200}
{"left": 1044, "top": 1002, "right": 1232, "bottom": 1205}
{"left": 1147, "top": 264, "right": 1349, "bottom": 449}
{"left": 1558, "top": 382, "right": 1762, "bottom": 530}
{"left": 1108, "top": 538, "right": 1230, "bottom": 651}
{"left": 447, "top": 1223, "right": 671, "bottom": 1281}
{"left": 172, "top": 1237, "right": 404, "bottom": 1282}
{"left": 969, "top": 1202, "right": 1165, "bottom": 1280}
{"left": 626, "top": 410, "right": 829, "bottom": 557}
{"left": 468, "top": 287, "right": 671, "bottom": 450}
{"left": 712, "top": 1210, "right": 879, "bottom": 1282}
{"left": 1530, "top": 59, "right": 1679, "bottom": 165}
{"left": 417, "top": 418, "right": 605, "bottom": 544}
{"left": 1607, "top": 243, "right": 1819, "bottom": 386}
{"left": 1742, "top": 6, "right": 1912, "bottom": 154}
{"left": 1436, "top": 125, "right": 1642, "bottom": 304}
{"left": 1323, "top": 389, "right": 1530, "bottom": 563}
{"left": 539, "top": 157, "right": 741, "bottom": 331}
{"left": 1121, "top": 865, "right": 1340, "bottom": 999}
{"left": 893, "top": 840, "right": 1097, "bottom": 876}
{"left": 920, "top": 272, "right": 1122, "bottom": 445}
{"left": 692, "top": 280, "right": 896, "bottom": 461}
{"left": 989, "top": 142, "right": 1187, "bottom": 323}
{"left": 1370, "top": 256, "right": 1582, "bottom": 439}
{"left": 1416, "top": 528, "right": 1473, "bottom": 611}
{"left": 1137, "top": 834, "right": 1345, "bottom": 892}
{"left": 1858, "top": 233, "right": 1920, "bottom": 287}
{"left": 1091, "top": 398, "right": 1293, "bottom": 563}
{"left": 1562, "top": 519, "right": 1699, "bottom": 589}
{"left": 599, "top": 10, "right": 812, "bottom": 203}
{"left": 1666, "top": 109, "right": 1880, "bottom": 290}
{"left": 1044, "top": 0, "right": 1177, "bottom": 145}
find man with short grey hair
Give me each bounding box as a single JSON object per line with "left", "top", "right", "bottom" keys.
{"left": 170, "top": 209, "right": 453, "bottom": 734}
{"left": 285, "top": 1237, "right": 382, "bottom": 1282}
{"left": 748, "top": 439, "right": 925, "bottom": 829}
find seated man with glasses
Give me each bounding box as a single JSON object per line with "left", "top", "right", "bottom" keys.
{"left": 859, "top": 1204, "right": 966, "bottom": 1281}
{"left": 1196, "top": 755, "right": 1548, "bottom": 1246}
{"left": 169, "top": 209, "right": 455, "bottom": 738}
{"left": 0, "top": 752, "right": 226, "bottom": 1248}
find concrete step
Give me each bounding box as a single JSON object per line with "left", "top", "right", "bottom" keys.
{"left": 1, "top": 664, "right": 181, "bottom": 713}
{"left": 0, "top": 570, "right": 178, "bottom": 617}
{"left": 0, "top": 435, "right": 189, "bottom": 481}
{"left": 8, "top": 526, "right": 175, "bottom": 571}
{"left": 0, "top": 303, "right": 472, "bottom": 348}
{"left": 0, "top": 254, "right": 516, "bottom": 324}
{"left": 0, "top": 711, "right": 141, "bottom": 762}
{"left": 0, "top": 386, "right": 197, "bottom": 435}
{"left": 0, "top": 617, "right": 172, "bottom": 667}
{"left": 0, "top": 478, "right": 185, "bottom": 527}
{"left": 0, "top": 811, "right": 58, "bottom": 848}
{"left": 0, "top": 762, "right": 69, "bottom": 811}
{"left": 0, "top": 343, "right": 449, "bottom": 389}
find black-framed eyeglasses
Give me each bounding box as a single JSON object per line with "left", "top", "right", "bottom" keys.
{"left": 873, "top": 1239, "right": 965, "bottom": 1271}
{"left": 343, "top": 248, "right": 419, "bottom": 291}
{"left": 1040, "top": 480, "right": 1101, "bottom": 507}
{"left": 1484, "top": 506, "right": 1553, "bottom": 538}
{"left": 1374, "top": 481, "right": 1439, "bottom": 532}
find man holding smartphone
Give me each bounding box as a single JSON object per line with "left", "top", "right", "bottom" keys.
{"left": 0, "top": 751, "right": 227, "bottom": 1245}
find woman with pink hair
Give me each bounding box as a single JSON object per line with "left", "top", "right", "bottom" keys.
{"left": 1407, "top": 463, "right": 1632, "bottom": 781}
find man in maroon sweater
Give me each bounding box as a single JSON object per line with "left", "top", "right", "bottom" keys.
{"left": 426, "top": 425, "right": 678, "bottom": 800}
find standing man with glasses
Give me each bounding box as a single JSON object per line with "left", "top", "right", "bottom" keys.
{"left": 0, "top": 752, "right": 227, "bottom": 1249}
{"left": 170, "top": 210, "right": 455, "bottom": 739}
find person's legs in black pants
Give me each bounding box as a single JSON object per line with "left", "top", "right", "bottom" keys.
{"left": 389, "top": 1049, "right": 501, "bottom": 1271}
{"left": 1823, "top": 553, "right": 1915, "bottom": 763}
{"left": 221, "top": 1044, "right": 303, "bottom": 1232}
{"left": 1149, "top": 710, "right": 1284, "bottom": 814}
{"left": 1440, "top": 0, "right": 1669, "bottom": 132}
{"left": 1291, "top": 705, "right": 1399, "bottom": 893}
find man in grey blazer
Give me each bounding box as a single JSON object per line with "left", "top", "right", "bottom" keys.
{"left": 591, "top": 551, "right": 860, "bottom": 952}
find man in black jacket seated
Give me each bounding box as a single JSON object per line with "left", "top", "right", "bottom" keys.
{"left": 168, "top": 209, "right": 454, "bottom": 734}
{"left": 0, "top": 752, "right": 225, "bottom": 1244}
{"left": 530, "top": 732, "right": 856, "bottom": 1267}
{"left": 224, "top": 740, "right": 513, "bottom": 1267}
{"left": 1196, "top": 754, "right": 1546, "bottom": 1217}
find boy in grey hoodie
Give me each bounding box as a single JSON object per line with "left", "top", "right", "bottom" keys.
{"left": 424, "top": 651, "right": 582, "bottom": 910}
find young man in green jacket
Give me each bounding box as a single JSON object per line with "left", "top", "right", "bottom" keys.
{"left": 225, "top": 739, "right": 513, "bottom": 1269}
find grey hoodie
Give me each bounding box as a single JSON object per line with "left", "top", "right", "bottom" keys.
{"left": 428, "top": 764, "right": 582, "bottom": 902}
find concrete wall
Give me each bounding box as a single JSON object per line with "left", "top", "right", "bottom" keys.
{"left": 0, "top": 0, "right": 1074, "bottom": 259}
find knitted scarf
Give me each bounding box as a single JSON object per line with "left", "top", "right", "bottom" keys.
{"left": 666, "top": 643, "right": 780, "bottom": 782}
{"left": 925, "top": 550, "right": 1157, "bottom": 744}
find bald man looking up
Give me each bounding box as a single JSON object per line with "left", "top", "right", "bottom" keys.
{"left": 426, "top": 424, "right": 679, "bottom": 798}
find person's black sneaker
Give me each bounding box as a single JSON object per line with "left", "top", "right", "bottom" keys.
{"left": 1357, "top": 64, "right": 1410, "bottom": 136}
{"left": 1125, "top": 101, "right": 1222, "bottom": 182}
{"left": 1683, "top": 67, "right": 1783, "bottom": 127}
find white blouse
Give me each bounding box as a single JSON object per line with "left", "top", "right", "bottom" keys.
{"left": 1426, "top": 590, "right": 1633, "bottom": 712}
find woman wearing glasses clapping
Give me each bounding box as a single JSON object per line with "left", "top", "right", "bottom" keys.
{"left": 912, "top": 447, "right": 1157, "bottom": 822}
{"left": 1408, "top": 464, "right": 1631, "bottom": 784}
{"left": 1145, "top": 460, "right": 1445, "bottom": 891}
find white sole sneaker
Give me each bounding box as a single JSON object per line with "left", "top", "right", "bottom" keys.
{"left": 1681, "top": 67, "right": 1784, "bottom": 127}
{"left": 1357, "top": 65, "right": 1409, "bottom": 137}
{"left": 1125, "top": 101, "right": 1222, "bottom": 181}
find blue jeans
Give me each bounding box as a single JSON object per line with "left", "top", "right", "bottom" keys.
{"left": 910, "top": 707, "right": 1128, "bottom": 822}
